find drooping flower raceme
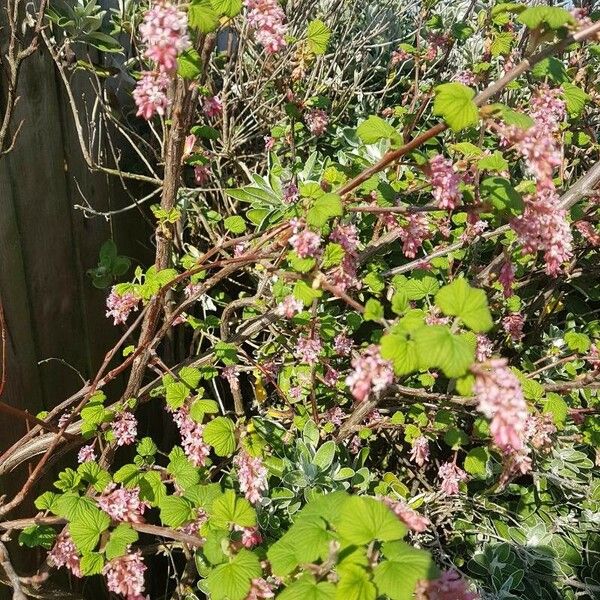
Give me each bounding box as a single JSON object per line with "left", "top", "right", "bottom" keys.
{"left": 475, "top": 335, "right": 494, "bottom": 362}
{"left": 289, "top": 226, "right": 321, "bottom": 259}
{"left": 428, "top": 155, "right": 462, "bottom": 210}
{"left": 132, "top": 71, "right": 171, "bottom": 120}
{"left": 415, "top": 569, "right": 479, "bottom": 600}
{"left": 346, "top": 345, "right": 394, "bottom": 403}
{"left": 502, "top": 313, "right": 525, "bottom": 342}
{"left": 246, "top": 578, "right": 276, "bottom": 600}
{"left": 77, "top": 443, "right": 97, "bottom": 464}
{"left": 305, "top": 109, "right": 329, "bottom": 137}
{"left": 399, "top": 213, "right": 429, "bottom": 258}
{"left": 97, "top": 484, "right": 148, "bottom": 523}
{"left": 106, "top": 287, "right": 141, "bottom": 326}
{"left": 112, "top": 411, "right": 138, "bottom": 446}
{"left": 498, "top": 261, "right": 515, "bottom": 298}
{"left": 48, "top": 531, "right": 82, "bottom": 577}
{"left": 295, "top": 334, "right": 322, "bottom": 364}
{"left": 333, "top": 333, "right": 353, "bottom": 356}
{"left": 234, "top": 451, "right": 268, "bottom": 504}
{"left": 437, "top": 462, "right": 468, "bottom": 496}
{"left": 244, "top": 0, "right": 288, "bottom": 54}
{"left": 410, "top": 436, "right": 430, "bottom": 467}
{"left": 472, "top": 359, "right": 528, "bottom": 454}
{"left": 275, "top": 295, "right": 304, "bottom": 318}
{"left": 381, "top": 496, "right": 430, "bottom": 532}
{"left": 172, "top": 406, "right": 210, "bottom": 467}
{"left": 103, "top": 550, "right": 148, "bottom": 600}
{"left": 202, "top": 95, "right": 223, "bottom": 118}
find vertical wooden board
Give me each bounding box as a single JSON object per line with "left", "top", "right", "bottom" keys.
{"left": 5, "top": 48, "right": 88, "bottom": 407}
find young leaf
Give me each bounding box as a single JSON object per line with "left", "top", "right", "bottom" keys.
{"left": 307, "top": 194, "right": 342, "bottom": 228}
{"left": 433, "top": 83, "right": 479, "bottom": 132}
{"left": 356, "top": 116, "right": 401, "bottom": 146}
{"left": 177, "top": 49, "right": 202, "bottom": 79}
{"left": 278, "top": 574, "right": 336, "bottom": 600}
{"left": 68, "top": 505, "right": 111, "bottom": 554}
{"left": 105, "top": 523, "right": 139, "bottom": 560}
{"left": 336, "top": 565, "right": 377, "bottom": 600}
{"left": 18, "top": 525, "right": 56, "bottom": 549}
{"left": 211, "top": 0, "right": 242, "bottom": 17}
{"left": 205, "top": 549, "right": 261, "bottom": 600}
{"left": 412, "top": 326, "right": 475, "bottom": 378}
{"left": 211, "top": 489, "right": 257, "bottom": 528}
{"left": 364, "top": 299, "right": 384, "bottom": 322}
{"left": 435, "top": 278, "right": 493, "bottom": 332}
{"left": 464, "top": 447, "right": 491, "bottom": 479}
{"left": 480, "top": 176, "right": 523, "bottom": 216}
{"left": 189, "top": 0, "right": 220, "bottom": 33}
{"left": 204, "top": 417, "right": 236, "bottom": 456}
{"left": 159, "top": 496, "right": 195, "bottom": 528}
{"left": 307, "top": 19, "right": 331, "bottom": 55}
{"left": 80, "top": 552, "right": 105, "bottom": 576}
{"left": 224, "top": 215, "right": 247, "bottom": 234}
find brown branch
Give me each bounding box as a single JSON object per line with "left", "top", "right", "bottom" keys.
{"left": 0, "top": 541, "right": 27, "bottom": 600}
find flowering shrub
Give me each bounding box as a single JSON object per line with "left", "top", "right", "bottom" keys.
{"left": 2, "top": 2, "right": 600, "bottom": 600}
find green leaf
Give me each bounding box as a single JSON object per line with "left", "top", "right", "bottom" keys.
{"left": 373, "top": 541, "right": 438, "bottom": 600}
{"left": 356, "top": 116, "right": 400, "bottom": 145}
{"left": 80, "top": 552, "right": 104, "bottom": 576}
{"left": 113, "top": 464, "right": 142, "bottom": 488}
{"left": 293, "top": 280, "right": 322, "bottom": 306}
{"left": 35, "top": 491, "right": 60, "bottom": 512}
{"left": 313, "top": 441, "right": 336, "bottom": 470}
{"left": 543, "top": 393, "right": 568, "bottom": 429}
{"left": 160, "top": 496, "right": 195, "bottom": 528}
{"left": 278, "top": 575, "right": 336, "bottom": 600}
{"left": 77, "top": 461, "right": 112, "bottom": 492}
{"left": 54, "top": 493, "right": 96, "bottom": 521}
{"left": 19, "top": 525, "right": 56, "bottom": 549}
{"left": 364, "top": 299, "right": 384, "bottom": 322}
{"left": 204, "top": 417, "right": 236, "bottom": 456}
{"left": 336, "top": 565, "right": 376, "bottom": 600}
{"left": 139, "top": 471, "right": 167, "bottom": 506}
{"left": 321, "top": 243, "right": 345, "bottom": 269}
{"left": 435, "top": 278, "right": 493, "bottom": 332}
{"left": 165, "top": 380, "right": 190, "bottom": 410}
{"left": 518, "top": 6, "right": 575, "bottom": 30}
{"left": 564, "top": 331, "right": 591, "bottom": 353}
{"left": 307, "top": 19, "right": 331, "bottom": 55}
{"left": 490, "top": 32, "right": 513, "bottom": 56}
{"left": 478, "top": 151, "right": 508, "bottom": 172}
{"left": 192, "top": 124, "right": 220, "bottom": 140}
{"left": 167, "top": 449, "right": 200, "bottom": 489}
{"left": 380, "top": 333, "right": 419, "bottom": 377}
{"left": 206, "top": 549, "right": 261, "bottom": 600}
{"left": 288, "top": 251, "right": 317, "bottom": 274}
{"left": 137, "top": 437, "right": 158, "bottom": 457}
{"left": 179, "top": 366, "right": 202, "bottom": 389}
{"left": 531, "top": 57, "right": 568, "bottom": 83}
{"left": 464, "top": 447, "right": 491, "bottom": 478}
{"left": 68, "top": 506, "right": 110, "bottom": 554}
{"left": 307, "top": 194, "right": 342, "bottom": 228}
{"left": 189, "top": 398, "right": 220, "bottom": 421}
{"left": 211, "top": 489, "right": 256, "bottom": 528}
{"left": 189, "top": 0, "right": 220, "bottom": 33}
{"left": 413, "top": 326, "right": 475, "bottom": 378}
{"left": 105, "top": 524, "right": 139, "bottom": 560}
{"left": 177, "top": 48, "right": 202, "bottom": 79}
{"left": 497, "top": 106, "right": 535, "bottom": 129}
{"left": 561, "top": 82, "right": 589, "bottom": 117}
{"left": 433, "top": 83, "right": 479, "bottom": 132}
{"left": 480, "top": 176, "right": 523, "bottom": 216}
{"left": 337, "top": 496, "right": 406, "bottom": 545}
{"left": 450, "top": 142, "right": 483, "bottom": 157}
{"left": 224, "top": 215, "right": 247, "bottom": 234}
{"left": 211, "top": 0, "right": 242, "bottom": 17}
{"left": 404, "top": 272, "right": 439, "bottom": 300}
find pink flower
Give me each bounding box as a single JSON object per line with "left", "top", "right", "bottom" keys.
{"left": 181, "top": 509, "right": 208, "bottom": 537}
{"left": 275, "top": 295, "right": 304, "bottom": 318}
{"left": 238, "top": 525, "right": 262, "bottom": 548}
{"left": 221, "top": 366, "right": 240, "bottom": 391}
{"left": 305, "top": 109, "right": 329, "bottom": 137}
{"left": 324, "top": 365, "right": 340, "bottom": 387}
{"left": 113, "top": 411, "right": 138, "bottom": 446}
{"left": 264, "top": 136, "right": 275, "bottom": 150}
{"left": 348, "top": 434, "right": 362, "bottom": 454}
{"left": 437, "top": 462, "right": 468, "bottom": 495}
{"left": 326, "top": 254, "right": 361, "bottom": 292}
{"left": 183, "top": 134, "right": 196, "bottom": 159}
{"left": 410, "top": 436, "right": 430, "bottom": 467}
{"left": 48, "top": 531, "right": 82, "bottom": 578}
{"left": 498, "top": 261, "right": 515, "bottom": 297}
{"left": 295, "top": 335, "right": 322, "bottom": 364}
{"left": 475, "top": 335, "right": 493, "bottom": 362}
{"left": 415, "top": 569, "right": 479, "bottom": 600}
{"left": 77, "top": 443, "right": 97, "bottom": 464}
{"left": 194, "top": 164, "right": 212, "bottom": 185}
{"left": 575, "top": 220, "right": 600, "bottom": 247}
{"left": 246, "top": 578, "right": 276, "bottom": 600}
{"left": 399, "top": 213, "right": 429, "bottom": 258}
{"left": 97, "top": 485, "right": 148, "bottom": 523}
{"left": 58, "top": 410, "right": 72, "bottom": 429}
{"left": 282, "top": 183, "right": 299, "bottom": 204}
{"left": 133, "top": 71, "right": 171, "bottom": 120}
{"left": 428, "top": 155, "right": 462, "bottom": 210}
{"left": 234, "top": 452, "right": 268, "bottom": 504}
{"left": 245, "top": 0, "right": 288, "bottom": 54}
{"left": 502, "top": 313, "right": 525, "bottom": 342}
{"left": 139, "top": 1, "right": 190, "bottom": 73}
{"left": 530, "top": 85, "right": 566, "bottom": 131}
{"left": 524, "top": 414, "right": 556, "bottom": 453}
{"left": 323, "top": 406, "right": 344, "bottom": 426}
{"left": 289, "top": 227, "right": 321, "bottom": 258}
{"left": 472, "top": 359, "right": 528, "bottom": 453}
{"left": 184, "top": 282, "right": 203, "bottom": 299}
{"left": 202, "top": 95, "right": 223, "bottom": 118}
{"left": 510, "top": 185, "right": 572, "bottom": 276}
{"left": 103, "top": 550, "right": 148, "bottom": 600}
{"left": 425, "top": 307, "right": 451, "bottom": 326}
{"left": 330, "top": 223, "right": 359, "bottom": 254}
{"left": 333, "top": 333, "right": 353, "bottom": 356}
{"left": 172, "top": 406, "right": 210, "bottom": 467}
{"left": 453, "top": 70, "right": 477, "bottom": 86}
{"left": 346, "top": 346, "right": 394, "bottom": 403}
{"left": 381, "top": 497, "right": 430, "bottom": 532}
{"left": 391, "top": 49, "right": 411, "bottom": 65}
{"left": 106, "top": 287, "right": 141, "bottom": 325}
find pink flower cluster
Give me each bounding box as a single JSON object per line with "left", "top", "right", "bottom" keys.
{"left": 234, "top": 451, "right": 268, "bottom": 504}
{"left": 97, "top": 485, "right": 148, "bottom": 523}
{"left": 106, "top": 287, "right": 141, "bottom": 325}
{"left": 502, "top": 313, "right": 525, "bottom": 342}
{"left": 472, "top": 359, "right": 528, "bottom": 454}
{"left": 391, "top": 48, "right": 411, "bottom": 66}
{"left": 172, "top": 406, "right": 210, "bottom": 466}
{"left": 475, "top": 334, "right": 493, "bottom": 362}
{"left": 247, "top": 578, "right": 276, "bottom": 600}
{"left": 438, "top": 462, "right": 468, "bottom": 495}
{"left": 333, "top": 333, "right": 353, "bottom": 356}
{"left": 282, "top": 183, "right": 299, "bottom": 204}
{"left": 194, "top": 164, "right": 212, "bottom": 185}
{"left": 453, "top": 70, "right": 477, "bottom": 86}
{"left": 48, "top": 531, "right": 82, "bottom": 577}
{"left": 324, "top": 405, "right": 344, "bottom": 426}
{"left": 77, "top": 443, "right": 97, "bottom": 464}
{"left": 410, "top": 436, "right": 430, "bottom": 467}
{"left": 202, "top": 95, "right": 223, "bottom": 119}
{"left": 326, "top": 224, "right": 361, "bottom": 292}
{"left": 134, "top": 1, "right": 190, "bottom": 120}
{"left": 381, "top": 496, "right": 430, "bottom": 532}
{"left": 113, "top": 411, "right": 138, "bottom": 446}
{"left": 428, "top": 155, "right": 462, "bottom": 210}
{"left": 295, "top": 334, "right": 322, "bottom": 364}
{"left": 305, "top": 109, "right": 329, "bottom": 137}
{"left": 575, "top": 220, "right": 600, "bottom": 247}
{"left": 275, "top": 295, "right": 304, "bottom": 318}
{"left": 498, "top": 261, "right": 515, "bottom": 297}
{"left": 236, "top": 525, "right": 263, "bottom": 548}
{"left": 524, "top": 413, "right": 556, "bottom": 453}
{"left": 289, "top": 222, "right": 321, "bottom": 258}
{"left": 415, "top": 569, "right": 479, "bottom": 600}
{"left": 346, "top": 345, "right": 394, "bottom": 403}
{"left": 330, "top": 223, "right": 359, "bottom": 253}
{"left": 103, "top": 550, "right": 148, "bottom": 600}
{"left": 399, "top": 213, "right": 430, "bottom": 258}
{"left": 245, "top": 0, "right": 288, "bottom": 54}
